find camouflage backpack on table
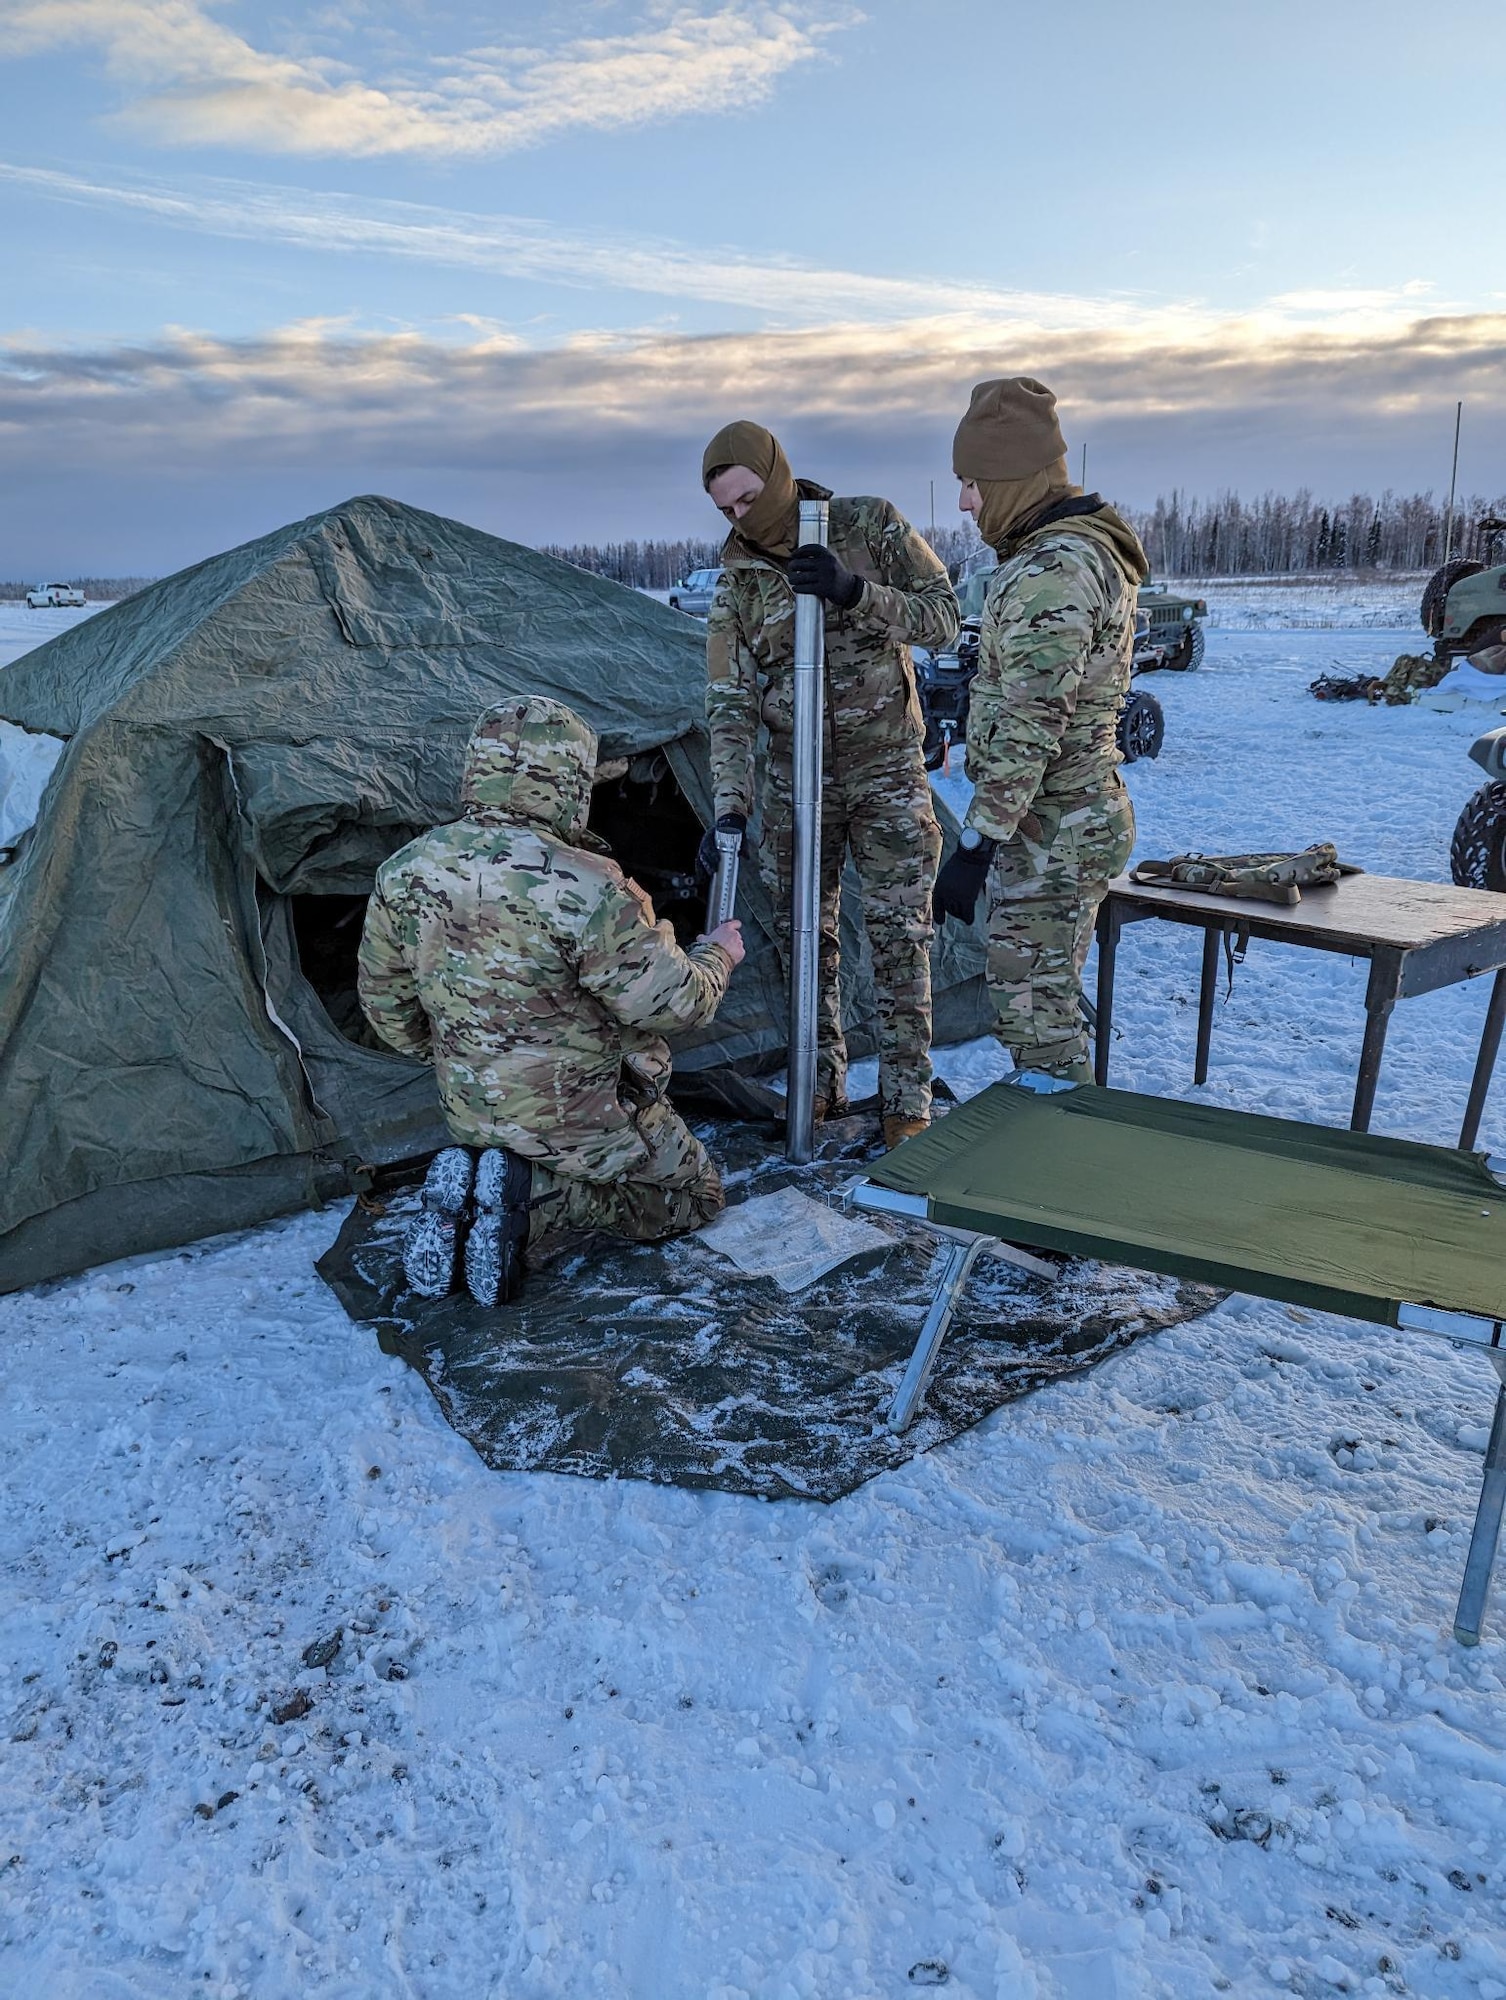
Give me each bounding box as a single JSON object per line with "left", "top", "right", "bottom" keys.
{"left": 1130, "top": 842, "right": 1360, "bottom": 906}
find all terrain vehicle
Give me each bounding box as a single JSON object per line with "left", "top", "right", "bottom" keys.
{"left": 915, "top": 556, "right": 1166, "bottom": 773}
{"left": 1451, "top": 724, "right": 1506, "bottom": 894}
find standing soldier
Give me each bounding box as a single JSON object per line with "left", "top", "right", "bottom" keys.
{"left": 933, "top": 377, "right": 1148, "bottom": 1082}
{"left": 358, "top": 695, "right": 743, "bottom": 1305}
{"left": 699, "top": 420, "right": 959, "bottom": 1148}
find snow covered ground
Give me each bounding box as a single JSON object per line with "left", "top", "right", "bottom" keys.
{"left": 7, "top": 584, "right": 1506, "bottom": 1999}
{"left": 1169, "top": 577, "right": 1428, "bottom": 634}
{"left": 0, "top": 599, "right": 110, "bottom": 668}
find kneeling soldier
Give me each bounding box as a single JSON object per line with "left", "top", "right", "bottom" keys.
{"left": 358, "top": 696, "right": 743, "bottom": 1303}
{"left": 934, "top": 377, "right": 1148, "bottom": 1082}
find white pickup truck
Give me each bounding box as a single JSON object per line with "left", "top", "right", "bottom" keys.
{"left": 26, "top": 582, "right": 86, "bottom": 608}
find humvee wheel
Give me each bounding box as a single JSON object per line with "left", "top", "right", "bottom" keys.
{"left": 1168, "top": 623, "right": 1205, "bottom": 671}
{"left": 1421, "top": 559, "right": 1484, "bottom": 638}
{"left": 1117, "top": 689, "right": 1165, "bottom": 763}
{"left": 1451, "top": 782, "right": 1506, "bottom": 892}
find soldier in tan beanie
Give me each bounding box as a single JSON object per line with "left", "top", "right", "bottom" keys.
{"left": 933, "top": 378, "right": 1148, "bottom": 1081}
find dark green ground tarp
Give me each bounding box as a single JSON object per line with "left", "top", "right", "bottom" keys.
{"left": 317, "top": 1116, "right": 1219, "bottom": 1500}
{"left": 0, "top": 494, "right": 990, "bottom": 1294}
{"left": 873, "top": 1083, "right": 1506, "bottom": 1325}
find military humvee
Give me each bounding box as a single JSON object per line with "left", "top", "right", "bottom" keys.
{"left": 1422, "top": 520, "right": 1506, "bottom": 665}
{"left": 914, "top": 554, "right": 1165, "bottom": 772}
{"left": 1133, "top": 584, "right": 1208, "bottom": 672}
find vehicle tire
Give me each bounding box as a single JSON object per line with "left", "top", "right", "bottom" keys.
{"left": 1117, "top": 689, "right": 1165, "bottom": 764}
{"left": 1421, "top": 559, "right": 1484, "bottom": 638}
{"left": 1169, "top": 623, "right": 1205, "bottom": 671}
{"left": 667, "top": 596, "right": 680, "bottom": 611}
{"left": 1451, "top": 782, "right": 1506, "bottom": 892}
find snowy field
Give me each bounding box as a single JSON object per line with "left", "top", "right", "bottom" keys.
{"left": 7, "top": 584, "right": 1506, "bottom": 1999}
{"left": 1174, "top": 577, "right": 1430, "bottom": 634}
{"left": 0, "top": 599, "right": 115, "bottom": 667}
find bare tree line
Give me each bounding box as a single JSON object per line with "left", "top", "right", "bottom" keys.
{"left": 11, "top": 491, "right": 1505, "bottom": 605}
{"left": 537, "top": 538, "right": 725, "bottom": 590}
{"left": 1124, "top": 490, "right": 1506, "bottom": 578}
{"left": 544, "top": 491, "right": 1506, "bottom": 587}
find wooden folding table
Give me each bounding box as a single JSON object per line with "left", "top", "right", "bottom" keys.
{"left": 1093, "top": 872, "right": 1506, "bottom": 1146}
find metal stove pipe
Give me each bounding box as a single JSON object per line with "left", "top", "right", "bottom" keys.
{"left": 786, "top": 497, "right": 829, "bottom": 1163}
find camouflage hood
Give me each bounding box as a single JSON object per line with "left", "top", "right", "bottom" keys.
{"left": 1013, "top": 496, "right": 1149, "bottom": 588}
{"left": 460, "top": 695, "right": 598, "bottom": 839}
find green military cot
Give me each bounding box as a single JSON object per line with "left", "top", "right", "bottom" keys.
{"left": 853, "top": 1078, "right": 1506, "bottom": 1645}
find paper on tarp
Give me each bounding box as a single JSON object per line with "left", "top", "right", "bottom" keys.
{"left": 697, "top": 1185, "right": 893, "bottom": 1293}
{"left": 0, "top": 720, "right": 65, "bottom": 856}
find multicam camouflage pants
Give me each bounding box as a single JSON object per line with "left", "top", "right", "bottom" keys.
{"left": 761, "top": 741, "right": 942, "bottom": 1120}
{"left": 530, "top": 1097, "right": 723, "bottom": 1244}
{"left": 984, "top": 783, "right": 1135, "bottom": 1078}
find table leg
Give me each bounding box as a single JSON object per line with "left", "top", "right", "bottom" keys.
{"left": 1459, "top": 969, "right": 1506, "bottom": 1152}
{"left": 1454, "top": 1356, "right": 1506, "bottom": 1646}
{"left": 1195, "top": 925, "right": 1222, "bottom": 1086}
{"left": 1094, "top": 901, "right": 1121, "bottom": 1086}
{"left": 1352, "top": 953, "right": 1403, "bottom": 1133}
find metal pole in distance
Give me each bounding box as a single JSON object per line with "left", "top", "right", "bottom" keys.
{"left": 786, "top": 497, "right": 829, "bottom": 1164}
{"left": 1443, "top": 400, "right": 1463, "bottom": 568}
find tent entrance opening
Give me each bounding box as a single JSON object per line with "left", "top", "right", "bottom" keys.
{"left": 587, "top": 751, "right": 706, "bottom": 945}
{"left": 288, "top": 892, "right": 387, "bottom": 1049}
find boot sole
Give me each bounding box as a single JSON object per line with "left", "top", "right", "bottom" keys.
{"left": 402, "top": 1146, "right": 475, "bottom": 1299}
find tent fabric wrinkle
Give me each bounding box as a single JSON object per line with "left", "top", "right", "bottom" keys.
{"left": 0, "top": 493, "right": 991, "bottom": 1293}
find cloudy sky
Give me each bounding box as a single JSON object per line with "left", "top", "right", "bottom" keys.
{"left": 2, "top": 0, "right": 1503, "bottom": 575}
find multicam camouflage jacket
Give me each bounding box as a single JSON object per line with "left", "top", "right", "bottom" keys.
{"left": 358, "top": 697, "right": 733, "bottom": 1166}
{"left": 706, "top": 488, "right": 960, "bottom": 819}
{"left": 964, "top": 506, "right": 1148, "bottom": 845}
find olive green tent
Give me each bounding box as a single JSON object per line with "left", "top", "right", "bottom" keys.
{"left": 0, "top": 494, "right": 988, "bottom": 1293}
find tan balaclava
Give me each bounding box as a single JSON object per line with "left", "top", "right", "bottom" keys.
{"left": 952, "top": 377, "right": 1076, "bottom": 554}
{"left": 702, "top": 419, "right": 800, "bottom": 559}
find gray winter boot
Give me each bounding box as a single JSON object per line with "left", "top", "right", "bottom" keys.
{"left": 401, "top": 1147, "right": 476, "bottom": 1299}
{"left": 464, "top": 1148, "right": 534, "bottom": 1307}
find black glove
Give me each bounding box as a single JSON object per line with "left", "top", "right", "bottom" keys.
{"left": 786, "top": 543, "right": 863, "bottom": 610}
{"left": 696, "top": 812, "right": 747, "bottom": 880}
{"left": 932, "top": 835, "right": 996, "bottom": 924}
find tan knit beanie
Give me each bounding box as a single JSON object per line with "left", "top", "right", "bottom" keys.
{"left": 952, "top": 377, "right": 1067, "bottom": 481}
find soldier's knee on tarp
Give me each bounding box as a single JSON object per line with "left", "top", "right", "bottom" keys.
{"left": 357, "top": 695, "right": 744, "bottom": 1304}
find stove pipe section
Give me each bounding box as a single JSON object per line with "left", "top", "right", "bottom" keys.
{"left": 786, "top": 497, "right": 828, "bottom": 1164}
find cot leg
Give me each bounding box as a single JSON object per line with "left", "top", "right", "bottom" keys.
{"left": 887, "top": 1236, "right": 986, "bottom": 1434}
{"left": 1459, "top": 969, "right": 1506, "bottom": 1152}
{"left": 1454, "top": 1357, "right": 1506, "bottom": 1646}
{"left": 1194, "top": 924, "right": 1222, "bottom": 1086}
{"left": 1352, "top": 954, "right": 1402, "bottom": 1133}
{"left": 1094, "top": 902, "right": 1122, "bottom": 1087}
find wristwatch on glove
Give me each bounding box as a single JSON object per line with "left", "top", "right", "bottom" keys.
{"left": 932, "top": 827, "right": 996, "bottom": 925}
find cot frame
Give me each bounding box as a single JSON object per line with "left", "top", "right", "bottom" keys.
{"left": 850, "top": 1102, "right": 1506, "bottom": 1647}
